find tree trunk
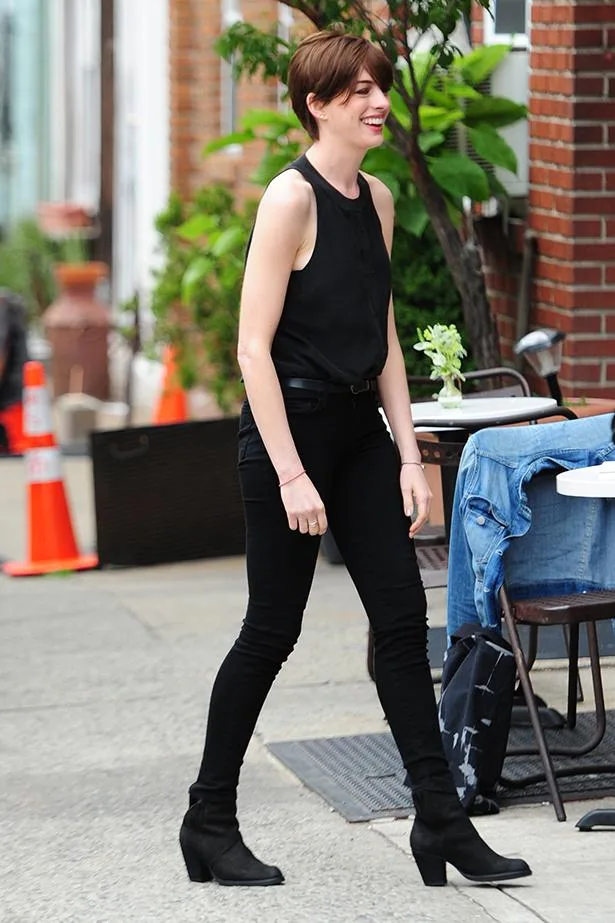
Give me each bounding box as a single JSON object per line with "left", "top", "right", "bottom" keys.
{"left": 409, "top": 139, "right": 501, "bottom": 370}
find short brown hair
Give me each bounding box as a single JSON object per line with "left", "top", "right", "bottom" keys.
{"left": 288, "top": 30, "right": 393, "bottom": 141}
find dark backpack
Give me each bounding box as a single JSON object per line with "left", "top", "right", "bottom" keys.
{"left": 438, "top": 622, "right": 516, "bottom": 814}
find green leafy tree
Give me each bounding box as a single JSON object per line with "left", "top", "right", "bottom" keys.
{"left": 216, "top": 2, "right": 527, "bottom": 368}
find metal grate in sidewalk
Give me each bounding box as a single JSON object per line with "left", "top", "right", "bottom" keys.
{"left": 269, "top": 713, "right": 615, "bottom": 823}
{"left": 416, "top": 544, "right": 448, "bottom": 589}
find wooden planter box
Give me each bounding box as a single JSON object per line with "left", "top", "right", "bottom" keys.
{"left": 90, "top": 418, "right": 245, "bottom": 567}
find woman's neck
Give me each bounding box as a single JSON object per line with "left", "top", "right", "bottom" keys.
{"left": 304, "top": 143, "right": 365, "bottom": 199}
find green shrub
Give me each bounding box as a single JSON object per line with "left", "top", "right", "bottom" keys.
{"left": 151, "top": 186, "right": 256, "bottom": 412}
{"left": 0, "top": 218, "right": 57, "bottom": 321}
{"left": 391, "top": 224, "right": 463, "bottom": 381}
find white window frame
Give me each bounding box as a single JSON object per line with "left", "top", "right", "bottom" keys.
{"left": 277, "top": 3, "right": 293, "bottom": 111}
{"left": 483, "top": 0, "right": 530, "bottom": 50}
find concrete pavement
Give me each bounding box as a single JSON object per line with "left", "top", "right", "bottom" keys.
{"left": 1, "top": 455, "right": 615, "bottom": 923}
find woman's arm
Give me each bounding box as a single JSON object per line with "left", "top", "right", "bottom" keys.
{"left": 366, "top": 175, "right": 432, "bottom": 535}
{"left": 236, "top": 171, "right": 328, "bottom": 535}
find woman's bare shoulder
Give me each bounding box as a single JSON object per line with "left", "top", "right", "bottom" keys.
{"left": 258, "top": 168, "right": 313, "bottom": 220}
{"left": 361, "top": 171, "right": 394, "bottom": 212}
{"left": 361, "top": 172, "right": 394, "bottom": 251}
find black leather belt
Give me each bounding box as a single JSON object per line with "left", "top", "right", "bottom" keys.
{"left": 281, "top": 377, "right": 377, "bottom": 395}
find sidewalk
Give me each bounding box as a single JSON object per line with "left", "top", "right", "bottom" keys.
{"left": 1, "top": 456, "right": 614, "bottom": 922}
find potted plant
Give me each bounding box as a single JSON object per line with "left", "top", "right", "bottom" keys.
{"left": 42, "top": 230, "right": 110, "bottom": 400}
{"left": 414, "top": 324, "right": 467, "bottom": 409}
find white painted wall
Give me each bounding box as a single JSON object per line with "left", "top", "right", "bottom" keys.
{"left": 48, "top": 0, "right": 100, "bottom": 208}
{"left": 114, "top": 0, "right": 170, "bottom": 313}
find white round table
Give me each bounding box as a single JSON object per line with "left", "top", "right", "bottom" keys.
{"left": 411, "top": 395, "right": 557, "bottom": 428}
{"left": 556, "top": 460, "right": 615, "bottom": 831}
{"left": 556, "top": 461, "right": 615, "bottom": 499}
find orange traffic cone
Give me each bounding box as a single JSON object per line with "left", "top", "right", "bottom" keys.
{"left": 3, "top": 362, "right": 98, "bottom": 577}
{"left": 153, "top": 346, "right": 188, "bottom": 425}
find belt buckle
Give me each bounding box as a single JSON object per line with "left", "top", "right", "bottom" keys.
{"left": 350, "top": 381, "right": 369, "bottom": 394}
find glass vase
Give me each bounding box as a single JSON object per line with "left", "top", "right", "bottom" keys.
{"left": 437, "top": 377, "right": 463, "bottom": 409}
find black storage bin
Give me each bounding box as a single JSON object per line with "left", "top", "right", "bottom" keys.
{"left": 90, "top": 418, "right": 245, "bottom": 567}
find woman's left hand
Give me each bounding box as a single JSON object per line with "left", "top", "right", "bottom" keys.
{"left": 400, "top": 464, "right": 432, "bottom": 538}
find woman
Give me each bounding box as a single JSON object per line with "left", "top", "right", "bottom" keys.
{"left": 180, "top": 29, "right": 531, "bottom": 889}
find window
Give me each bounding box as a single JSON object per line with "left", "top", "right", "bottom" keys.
{"left": 484, "top": 0, "right": 529, "bottom": 47}
{"left": 494, "top": 0, "right": 526, "bottom": 35}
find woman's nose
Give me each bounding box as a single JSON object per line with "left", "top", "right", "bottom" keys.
{"left": 374, "top": 88, "right": 390, "bottom": 111}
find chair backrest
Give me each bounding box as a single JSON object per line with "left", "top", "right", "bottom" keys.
{"left": 408, "top": 366, "right": 531, "bottom": 402}
{"left": 463, "top": 367, "right": 531, "bottom": 399}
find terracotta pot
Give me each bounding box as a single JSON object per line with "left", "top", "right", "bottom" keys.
{"left": 43, "top": 262, "right": 110, "bottom": 400}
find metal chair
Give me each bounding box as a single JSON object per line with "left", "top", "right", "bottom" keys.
{"left": 500, "top": 580, "right": 615, "bottom": 822}
{"left": 408, "top": 365, "right": 531, "bottom": 402}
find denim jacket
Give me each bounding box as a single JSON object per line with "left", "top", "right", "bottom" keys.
{"left": 447, "top": 413, "right": 615, "bottom": 638}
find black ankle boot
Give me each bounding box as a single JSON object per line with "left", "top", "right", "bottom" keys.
{"left": 179, "top": 802, "right": 284, "bottom": 887}
{"left": 410, "top": 789, "right": 532, "bottom": 886}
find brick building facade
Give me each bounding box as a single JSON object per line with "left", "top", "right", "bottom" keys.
{"left": 169, "top": 0, "right": 285, "bottom": 199}
{"left": 169, "top": 0, "right": 615, "bottom": 398}
{"left": 473, "top": 0, "right": 615, "bottom": 398}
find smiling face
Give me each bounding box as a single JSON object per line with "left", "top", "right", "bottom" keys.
{"left": 288, "top": 31, "right": 393, "bottom": 144}
{"left": 308, "top": 69, "right": 390, "bottom": 152}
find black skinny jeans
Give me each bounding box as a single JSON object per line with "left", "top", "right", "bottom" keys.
{"left": 189, "top": 389, "right": 451, "bottom": 806}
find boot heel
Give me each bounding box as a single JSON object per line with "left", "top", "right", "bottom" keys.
{"left": 413, "top": 851, "right": 447, "bottom": 887}
{"left": 179, "top": 829, "right": 213, "bottom": 883}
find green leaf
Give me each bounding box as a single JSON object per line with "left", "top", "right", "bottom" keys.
{"left": 249, "top": 148, "right": 299, "bottom": 186}
{"left": 423, "top": 87, "right": 459, "bottom": 110}
{"left": 181, "top": 256, "right": 214, "bottom": 303}
{"left": 429, "top": 153, "right": 491, "bottom": 202}
{"left": 401, "top": 53, "right": 432, "bottom": 91}
{"left": 467, "top": 125, "right": 518, "bottom": 174}
{"left": 396, "top": 197, "right": 430, "bottom": 237}
{"left": 456, "top": 44, "right": 512, "bottom": 86}
{"left": 377, "top": 172, "right": 401, "bottom": 201}
{"left": 211, "top": 226, "right": 246, "bottom": 258}
{"left": 203, "top": 131, "right": 255, "bottom": 155}
{"left": 176, "top": 214, "right": 217, "bottom": 241}
{"left": 463, "top": 96, "right": 527, "bottom": 129}
{"left": 418, "top": 131, "right": 445, "bottom": 154}
{"left": 446, "top": 83, "right": 482, "bottom": 100}
{"left": 241, "top": 108, "right": 301, "bottom": 132}
{"left": 389, "top": 88, "right": 411, "bottom": 129}
{"left": 418, "top": 105, "right": 464, "bottom": 132}
{"left": 362, "top": 145, "right": 411, "bottom": 179}
{"left": 486, "top": 171, "right": 510, "bottom": 199}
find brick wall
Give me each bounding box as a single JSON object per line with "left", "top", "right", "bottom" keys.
{"left": 169, "top": 0, "right": 283, "bottom": 202}
{"left": 474, "top": 0, "right": 615, "bottom": 398}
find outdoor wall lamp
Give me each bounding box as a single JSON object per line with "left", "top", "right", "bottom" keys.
{"left": 514, "top": 328, "right": 566, "bottom": 405}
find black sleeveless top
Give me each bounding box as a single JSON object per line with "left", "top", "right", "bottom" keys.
{"left": 270, "top": 154, "right": 391, "bottom": 383}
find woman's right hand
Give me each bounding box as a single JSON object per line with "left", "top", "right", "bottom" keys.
{"left": 280, "top": 473, "right": 328, "bottom": 536}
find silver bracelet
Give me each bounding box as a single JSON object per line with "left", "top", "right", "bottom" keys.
{"left": 401, "top": 460, "right": 425, "bottom": 469}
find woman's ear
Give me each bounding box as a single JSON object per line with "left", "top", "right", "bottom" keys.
{"left": 306, "top": 92, "right": 327, "bottom": 122}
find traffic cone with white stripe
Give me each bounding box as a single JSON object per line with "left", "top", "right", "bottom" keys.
{"left": 3, "top": 361, "right": 98, "bottom": 576}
